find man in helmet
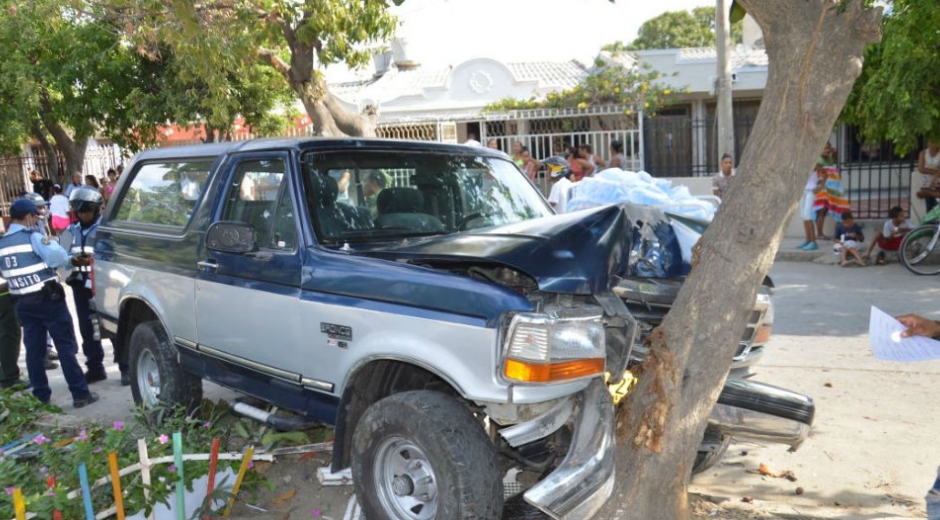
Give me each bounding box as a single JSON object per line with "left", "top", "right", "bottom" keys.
{"left": 66, "top": 187, "right": 128, "bottom": 385}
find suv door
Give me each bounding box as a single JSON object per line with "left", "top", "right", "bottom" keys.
{"left": 195, "top": 153, "right": 307, "bottom": 384}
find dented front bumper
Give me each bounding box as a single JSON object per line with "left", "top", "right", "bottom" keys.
{"left": 501, "top": 378, "right": 615, "bottom": 520}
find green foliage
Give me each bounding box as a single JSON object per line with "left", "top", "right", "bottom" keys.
{"left": 842, "top": 0, "right": 939, "bottom": 155}
{"left": 99, "top": 0, "right": 398, "bottom": 110}
{"left": 625, "top": 6, "right": 743, "bottom": 50}
{"left": 484, "top": 58, "right": 680, "bottom": 115}
{"left": 0, "top": 392, "right": 264, "bottom": 519}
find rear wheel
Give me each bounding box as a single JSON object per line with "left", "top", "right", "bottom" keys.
{"left": 351, "top": 390, "right": 503, "bottom": 520}
{"left": 128, "top": 320, "right": 203, "bottom": 412}
{"left": 900, "top": 224, "right": 940, "bottom": 275}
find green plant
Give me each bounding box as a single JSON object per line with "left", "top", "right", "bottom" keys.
{"left": 0, "top": 395, "right": 266, "bottom": 519}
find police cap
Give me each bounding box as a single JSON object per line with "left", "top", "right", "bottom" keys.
{"left": 9, "top": 199, "right": 40, "bottom": 219}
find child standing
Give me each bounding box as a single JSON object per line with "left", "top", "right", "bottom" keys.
{"left": 833, "top": 211, "right": 865, "bottom": 267}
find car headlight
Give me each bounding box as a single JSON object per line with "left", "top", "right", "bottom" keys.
{"left": 502, "top": 310, "right": 606, "bottom": 383}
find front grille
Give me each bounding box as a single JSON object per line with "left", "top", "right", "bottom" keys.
{"left": 617, "top": 278, "right": 772, "bottom": 365}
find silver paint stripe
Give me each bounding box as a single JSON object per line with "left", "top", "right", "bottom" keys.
{"left": 175, "top": 337, "right": 198, "bottom": 350}
{"left": 198, "top": 344, "right": 302, "bottom": 383}
{"left": 301, "top": 377, "right": 334, "bottom": 392}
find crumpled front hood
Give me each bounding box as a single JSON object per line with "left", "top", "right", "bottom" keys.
{"left": 364, "top": 204, "right": 687, "bottom": 295}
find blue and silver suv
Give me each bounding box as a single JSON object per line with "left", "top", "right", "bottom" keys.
{"left": 95, "top": 138, "right": 812, "bottom": 520}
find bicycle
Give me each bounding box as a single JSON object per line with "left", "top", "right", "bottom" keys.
{"left": 900, "top": 204, "right": 940, "bottom": 275}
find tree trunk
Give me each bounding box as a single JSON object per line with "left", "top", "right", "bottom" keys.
{"left": 598, "top": 2, "right": 882, "bottom": 519}
{"left": 46, "top": 122, "right": 88, "bottom": 181}
{"left": 39, "top": 91, "right": 88, "bottom": 179}
{"left": 30, "top": 124, "right": 60, "bottom": 184}
{"left": 298, "top": 75, "right": 377, "bottom": 137}
{"left": 265, "top": 22, "right": 378, "bottom": 138}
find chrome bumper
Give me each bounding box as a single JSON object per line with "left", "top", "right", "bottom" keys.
{"left": 504, "top": 379, "right": 615, "bottom": 520}
{"left": 708, "top": 379, "right": 815, "bottom": 451}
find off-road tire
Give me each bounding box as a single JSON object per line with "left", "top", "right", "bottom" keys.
{"left": 692, "top": 435, "right": 731, "bottom": 475}
{"left": 351, "top": 390, "right": 503, "bottom": 520}
{"left": 128, "top": 320, "right": 202, "bottom": 412}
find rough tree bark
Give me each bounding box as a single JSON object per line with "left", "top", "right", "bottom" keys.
{"left": 30, "top": 124, "right": 59, "bottom": 183}
{"left": 597, "top": 2, "right": 882, "bottom": 519}
{"left": 39, "top": 90, "right": 88, "bottom": 181}
{"left": 260, "top": 17, "right": 378, "bottom": 138}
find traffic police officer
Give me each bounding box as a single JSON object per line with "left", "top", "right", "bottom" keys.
{"left": 66, "top": 187, "right": 128, "bottom": 385}
{"left": 0, "top": 198, "right": 98, "bottom": 408}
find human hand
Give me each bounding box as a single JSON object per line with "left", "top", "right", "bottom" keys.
{"left": 897, "top": 314, "right": 940, "bottom": 338}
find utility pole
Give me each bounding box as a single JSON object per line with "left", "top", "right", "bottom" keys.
{"left": 716, "top": 0, "right": 735, "bottom": 162}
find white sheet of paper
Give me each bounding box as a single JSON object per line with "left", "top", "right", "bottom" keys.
{"left": 869, "top": 306, "right": 940, "bottom": 362}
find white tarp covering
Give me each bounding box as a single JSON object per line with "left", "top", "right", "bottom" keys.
{"left": 566, "top": 168, "right": 718, "bottom": 222}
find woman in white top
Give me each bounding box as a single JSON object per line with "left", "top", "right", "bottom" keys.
{"left": 48, "top": 184, "right": 70, "bottom": 235}
{"left": 916, "top": 140, "right": 940, "bottom": 212}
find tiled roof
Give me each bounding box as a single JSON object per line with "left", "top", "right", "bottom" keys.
{"left": 332, "top": 59, "right": 587, "bottom": 104}
{"left": 675, "top": 45, "right": 769, "bottom": 69}
{"left": 506, "top": 61, "right": 586, "bottom": 88}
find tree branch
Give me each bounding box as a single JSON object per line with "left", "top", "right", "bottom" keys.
{"left": 257, "top": 48, "right": 291, "bottom": 78}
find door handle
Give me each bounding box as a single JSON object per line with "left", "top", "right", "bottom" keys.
{"left": 197, "top": 260, "right": 218, "bottom": 270}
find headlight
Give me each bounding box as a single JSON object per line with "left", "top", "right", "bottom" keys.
{"left": 503, "top": 310, "right": 606, "bottom": 383}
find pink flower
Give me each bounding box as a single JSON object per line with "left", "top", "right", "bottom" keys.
{"left": 203, "top": 421, "right": 212, "bottom": 429}
{"left": 93, "top": 447, "right": 103, "bottom": 454}
{"left": 158, "top": 434, "right": 169, "bottom": 445}
{"left": 311, "top": 509, "right": 321, "bottom": 517}
{"left": 5, "top": 487, "right": 14, "bottom": 496}
{"left": 168, "top": 464, "right": 176, "bottom": 473}
{"left": 40, "top": 466, "right": 48, "bottom": 473}
{"left": 33, "top": 435, "right": 51, "bottom": 445}
{"left": 113, "top": 421, "right": 123, "bottom": 431}
{"left": 77, "top": 430, "right": 88, "bottom": 441}
{"left": 47, "top": 491, "right": 56, "bottom": 497}
{"left": 248, "top": 461, "right": 254, "bottom": 469}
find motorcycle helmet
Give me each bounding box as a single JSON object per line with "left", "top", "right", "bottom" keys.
{"left": 23, "top": 192, "right": 48, "bottom": 207}
{"left": 69, "top": 186, "right": 103, "bottom": 214}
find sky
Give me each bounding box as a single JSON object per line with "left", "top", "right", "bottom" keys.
{"left": 328, "top": 0, "right": 711, "bottom": 80}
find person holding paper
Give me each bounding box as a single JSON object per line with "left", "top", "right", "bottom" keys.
{"left": 898, "top": 314, "right": 940, "bottom": 339}
{"left": 894, "top": 312, "right": 940, "bottom": 520}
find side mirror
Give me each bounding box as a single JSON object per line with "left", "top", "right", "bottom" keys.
{"left": 206, "top": 221, "right": 256, "bottom": 254}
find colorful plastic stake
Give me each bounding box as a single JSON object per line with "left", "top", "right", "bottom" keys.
{"left": 78, "top": 462, "right": 95, "bottom": 520}
{"left": 12, "top": 487, "right": 25, "bottom": 520}
{"left": 173, "top": 432, "right": 185, "bottom": 520}
{"left": 47, "top": 475, "right": 63, "bottom": 520}
{"left": 109, "top": 452, "right": 126, "bottom": 520}
{"left": 203, "top": 437, "right": 221, "bottom": 520}
{"left": 223, "top": 446, "right": 255, "bottom": 518}
{"left": 137, "top": 438, "right": 156, "bottom": 520}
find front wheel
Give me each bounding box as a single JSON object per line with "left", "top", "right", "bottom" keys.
{"left": 351, "top": 390, "right": 503, "bottom": 520}
{"left": 900, "top": 224, "right": 940, "bottom": 275}
{"left": 128, "top": 320, "right": 203, "bottom": 412}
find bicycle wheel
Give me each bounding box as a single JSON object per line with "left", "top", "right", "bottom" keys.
{"left": 900, "top": 224, "right": 940, "bottom": 275}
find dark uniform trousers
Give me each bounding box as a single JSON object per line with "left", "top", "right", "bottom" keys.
{"left": 16, "top": 286, "right": 90, "bottom": 403}
{"left": 0, "top": 290, "right": 22, "bottom": 386}
{"left": 70, "top": 283, "right": 105, "bottom": 372}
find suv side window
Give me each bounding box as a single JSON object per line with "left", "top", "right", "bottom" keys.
{"left": 112, "top": 160, "right": 213, "bottom": 229}
{"left": 221, "top": 158, "right": 294, "bottom": 250}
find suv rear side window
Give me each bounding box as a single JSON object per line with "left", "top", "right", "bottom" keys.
{"left": 113, "top": 160, "right": 213, "bottom": 229}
